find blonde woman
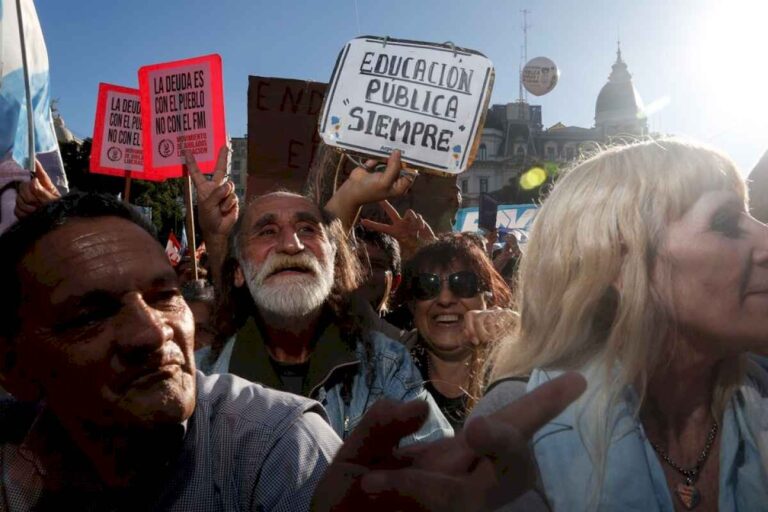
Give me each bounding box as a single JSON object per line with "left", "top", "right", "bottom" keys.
{"left": 472, "top": 139, "right": 768, "bottom": 511}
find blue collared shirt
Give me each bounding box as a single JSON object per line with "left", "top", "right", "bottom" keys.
{"left": 1, "top": 372, "right": 341, "bottom": 511}
{"left": 197, "top": 322, "right": 453, "bottom": 444}
{"left": 526, "top": 363, "right": 768, "bottom": 511}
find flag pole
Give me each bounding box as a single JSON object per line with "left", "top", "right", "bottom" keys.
{"left": 123, "top": 172, "right": 132, "bottom": 203}
{"left": 182, "top": 173, "right": 199, "bottom": 280}
{"left": 15, "top": 0, "right": 36, "bottom": 176}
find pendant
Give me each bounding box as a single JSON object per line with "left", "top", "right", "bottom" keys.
{"left": 675, "top": 482, "right": 701, "bottom": 509}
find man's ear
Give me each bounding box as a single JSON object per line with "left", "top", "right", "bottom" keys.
{"left": 0, "top": 336, "right": 42, "bottom": 402}
{"left": 234, "top": 263, "right": 245, "bottom": 288}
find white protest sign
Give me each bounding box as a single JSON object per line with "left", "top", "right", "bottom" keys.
{"left": 319, "top": 37, "right": 494, "bottom": 174}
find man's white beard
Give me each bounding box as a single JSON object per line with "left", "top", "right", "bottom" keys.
{"left": 240, "top": 249, "right": 335, "bottom": 318}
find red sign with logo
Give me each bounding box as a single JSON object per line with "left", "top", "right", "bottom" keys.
{"left": 90, "top": 83, "right": 162, "bottom": 180}
{"left": 138, "top": 54, "right": 226, "bottom": 179}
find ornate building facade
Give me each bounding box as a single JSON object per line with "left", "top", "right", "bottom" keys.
{"left": 460, "top": 46, "right": 648, "bottom": 205}
{"left": 229, "top": 136, "right": 248, "bottom": 200}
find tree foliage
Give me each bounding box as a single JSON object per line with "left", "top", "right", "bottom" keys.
{"left": 60, "top": 139, "right": 185, "bottom": 238}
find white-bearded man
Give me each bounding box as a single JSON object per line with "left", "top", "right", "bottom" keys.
{"left": 192, "top": 149, "right": 452, "bottom": 442}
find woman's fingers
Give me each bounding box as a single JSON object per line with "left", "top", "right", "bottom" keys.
{"left": 379, "top": 200, "right": 403, "bottom": 222}
{"left": 360, "top": 218, "right": 398, "bottom": 236}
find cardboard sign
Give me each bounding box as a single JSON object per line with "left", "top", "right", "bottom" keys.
{"left": 319, "top": 37, "right": 494, "bottom": 175}
{"left": 386, "top": 173, "right": 458, "bottom": 234}
{"left": 478, "top": 193, "right": 498, "bottom": 231}
{"left": 89, "top": 83, "right": 158, "bottom": 180}
{"left": 139, "top": 54, "right": 226, "bottom": 179}
{"left": 246, "top": 76, "right": 327, "bottom": 198}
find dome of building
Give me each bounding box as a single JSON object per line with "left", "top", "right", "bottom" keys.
{"left": 595, "top": 45, "right": 645, "bottom": 128}
{"left": 51, "top": 101, "right": 82, "bottom": 144}
{"left": 53, "top": 114, "right": 76, "bottom": 143}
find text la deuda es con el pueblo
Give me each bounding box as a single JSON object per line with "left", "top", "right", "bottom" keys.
{"left": 152, "top": 70, "right": 208, "bottom": 151}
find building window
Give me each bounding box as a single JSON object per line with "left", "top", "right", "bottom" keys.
{"left": 565, "top": 146, "right": 575, "bottom": 160}
{"left": 479, "top": 177, "right": 489, "bottom": 193}
{"left": 546, "top": 146, "right": 555, "bottom": 160}
{"left": 461, "top": 179, "right": 468, "bottom": 194}
{"left": 478, "top": 144, "right": 487, "bottom": 160}
{"left": 515, "top": 145, "right": 525, "bottom": 157}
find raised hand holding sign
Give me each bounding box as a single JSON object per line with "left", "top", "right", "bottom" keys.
{"left": 14, "top": 159, "right": 60, "bottom": 219}
{"left": 325, "top": 150, "right": 417, "bottom": 230}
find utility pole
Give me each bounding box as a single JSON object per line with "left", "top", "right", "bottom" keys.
{"left": 517, "top": 8, "right": 531, "bottom": 107}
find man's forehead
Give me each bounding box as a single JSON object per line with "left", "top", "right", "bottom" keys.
{"left": 22, "top": 217, "right": 174, "bottom": 300}
{"left": 245, "top": 193, "right": 323, "bottom": 224}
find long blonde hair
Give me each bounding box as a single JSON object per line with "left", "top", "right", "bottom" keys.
{"left": 490, "top": 138, "right": 751, "bottom": 502}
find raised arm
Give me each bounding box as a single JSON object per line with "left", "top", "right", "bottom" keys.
{"left": 463, "top": 308, "right": 519, "bottom": 347}
{"left": 325, "top": 150, "right": 417, "bottom": 232}
{"left": 14, "top": 160, "right": 61, "bottom": 219}
{"left": 360, "top": 199, "right": 437, "bottom": 261}
{"left": 186, "top": 146, "right": 237, "bottom": 288}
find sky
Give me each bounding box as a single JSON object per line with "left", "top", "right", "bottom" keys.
{"left": 37, "top": 0, "right": 767, "bottom": 174}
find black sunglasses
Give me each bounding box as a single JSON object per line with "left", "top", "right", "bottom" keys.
{"left": 411, "top": 271, "right": 482, "bottom": 300}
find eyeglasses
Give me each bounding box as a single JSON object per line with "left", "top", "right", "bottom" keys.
{"left": 411, "top": 271, "right": 482, "bottom": 300}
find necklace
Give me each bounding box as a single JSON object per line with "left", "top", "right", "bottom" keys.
{"left": 649, "top": 420, "right": 719, "bottom": 510}
{"left": 423, "top": 353, "right": 470, "bottom": 427}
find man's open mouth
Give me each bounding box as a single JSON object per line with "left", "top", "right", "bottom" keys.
{"left": 268, "top": 265, "right": 314, "bottom": 278}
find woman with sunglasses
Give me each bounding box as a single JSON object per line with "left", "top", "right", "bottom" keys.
{"left": 402, "top": 233, "right": 513, "bottom": 431}
{"left": 475, "top": 139, "right": 768, "bottom": 511}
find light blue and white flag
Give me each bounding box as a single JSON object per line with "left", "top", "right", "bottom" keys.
{"left": 0, "top": 0, "right": 68, "bottom": 233}
{"left": 180, "top": 222, "right": 188, "bottom": 256}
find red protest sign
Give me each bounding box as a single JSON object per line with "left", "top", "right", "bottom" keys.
{"left": 138, "top": 54, "right": 226, "bottom": 179}
{"left": 90, "top": 83, "right": 162, "bottom": 181}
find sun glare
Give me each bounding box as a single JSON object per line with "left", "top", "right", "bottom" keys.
{"left": 694, "top": 1, "right": 768, "bottom": 128}
{"left": 520, "top": 167, "right": 547, "bottom": 190}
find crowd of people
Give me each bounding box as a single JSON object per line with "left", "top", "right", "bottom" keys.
{"left": 1, "top": 137, "right": 767, "bottom": 511}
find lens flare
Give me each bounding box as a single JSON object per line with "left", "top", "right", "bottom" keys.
{"left": 642, "top": 96, "right": 671, "bottom": 119}
{"left": 520, "top": 167, "right": 547, "bottom": 190}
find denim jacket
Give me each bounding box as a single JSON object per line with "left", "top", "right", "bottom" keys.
{"left": 196, "top": 316, "right": 453, "bottom": 444}
{"left": 527, "top": 362, "right": 768, "bottom": 511}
